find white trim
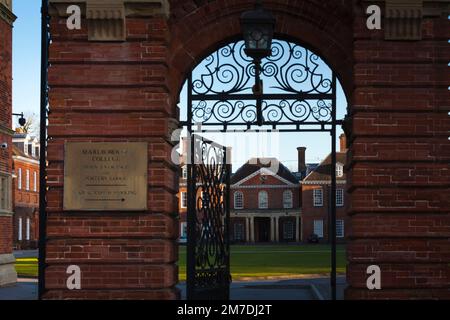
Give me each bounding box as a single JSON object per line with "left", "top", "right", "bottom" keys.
{"left": 283, "top": 190, "right": 293, "bottom": 209}
{"left": 182, "top": 166, "right": 188, "bottom": 179}
{"left": 234, "top": 191, "right": 244, "bottom": 209}
{"left": 231, "top": 184, "right": 299, "bottom": 189}
{"left": 33, "top": 171, "right": 37, "bottom": 192}
{"left": 18, "top": 218, "right": 23, "bottom": 241}
{"left": 180, "top": 192, "right": 187, "bottom": 208}
{"left": 234, "top": 168, "right": 298, "bottom": 187}
{"left": 336, "top": 162, "right": 344, "bottom": 178}
{"left": 0, "top": 172, "right": 12, "bottom": 212}
{"left": 336, "top": 220, "right": 345, "bottom": 238}
{"left": 313, "top": 188, "right": 323, "bottom": 207}
{"left": 12, "top": 156, "right": 40, "bottom": 165}
{"left": 258, "top": 191, "right": 268, "bottom": 209}
{"left": 313, "top": 220, "right": 324, "bottom": 238}
{"left": 17, "top": 168, "right": 22, "bottom": 190}
{"left": 180, "top": 222, "right": 187, "bottom": 239}
{"left": 26, "top": 169, "right": 30, "bottom": 191}
{"left": 301, "top": 180, "right": 346, "bottom": 185}
{"left": 26, "top": 218, "right": 31, "bottom": 241}
{"left": 336, "top": 188, "right": 344, "bottom": 207}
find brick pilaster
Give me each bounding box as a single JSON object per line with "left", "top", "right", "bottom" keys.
{"left": 0, "top": 0, "right": 17, "bottom": 287}
{"left": 44, "top": 0, "right": 179, "bottom": 299}
{"left": 346, "top": 0, "right": 450, "bottom": 299}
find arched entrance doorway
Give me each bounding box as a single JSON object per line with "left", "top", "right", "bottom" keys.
{"left": 179, "top": 38, "right": 347, "bottom": 300}
{"left": 40, "top": 0, "right": 448, "bottom": 301}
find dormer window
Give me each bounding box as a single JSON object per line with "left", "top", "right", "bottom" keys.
{"left": 336, "top": 164, "right": 344, "bottom": 178}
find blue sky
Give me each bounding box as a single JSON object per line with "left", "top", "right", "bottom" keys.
{"left": 11, "top": 2, "right": 347, "bottom": 171}
{"left": 12, "top": 1, "right": 41, "bottom": 124}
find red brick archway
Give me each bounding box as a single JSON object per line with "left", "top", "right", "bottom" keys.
{"left": 167, "top": 0, "right": 353, "bottom": 102}
{"left": 43, "top": 0, "right": 449, "bottom": 300}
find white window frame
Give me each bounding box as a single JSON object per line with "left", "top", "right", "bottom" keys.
{"left": 336, "top": 164, "right": 344, "bottom": 177}
{"left": 26, "top": 218, "right": 31, "bottom": 241}
{"left": 258, "top": 191, "right": 268, "bottom": 209}
{"left": 283, "top": 220, "right": 294, "bottom": 240}
{"left": 313, "top": 220, "right": 324, "bottom": 238}
{"left": 283, "top": 190, "right": 293, "bottom": 209}
{"left": 180, "top": 222, "right": 187, "bottom": 239}
{"left": 234, "top": 191, "right": 244, "bottom": 209}
{"left": 26, "top": 169, "right": 30, "bottom": 191}
{"left": 0, "top": 174, "right": 12, "bottom": 212}
{"left": 233, "top": 223, "right": 245, "bottom": 241}
{"left": 18, "top": 218, "right": 23, "bottom": 241}
{"left": 336, "top": 189, "right": 344, "bottom": 207}
{"left": 313, "top": 188, "right": 323, "bottom": 207}
{"left": 336, "top": 220, "right": 345, "bottom": 238}
{"left": 18, "top": 168, "right": 22, "bottom": 190}
{"left": 180, "top": 192, "right": 187, "bottom": 208}
{"left": 34, "top": 171, "right": 37, "bottom": 192}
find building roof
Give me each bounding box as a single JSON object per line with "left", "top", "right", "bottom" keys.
{"left": 231, "top": 158, "right": 299, "bottom": 185}
{"left": 303, "top": 152, "right": 346, "bottom": 182}
{"left": 12, "top": 144, "right": 38, "bottom": 161}
{"left": 12, "top": 144, "right": 26, "bottom": 157}
{"left": 293, "top": 163, "right": 320, "bottom": 180}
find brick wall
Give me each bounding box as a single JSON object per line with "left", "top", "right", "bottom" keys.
{"left": 13, "top": 159, "right": 39, "bottom": 205}
{"left": 45, "top": 0, "right": 450, "bottom": 300}
{"left": 346, "top": 2, "right": 450, "bottom": 299}
{"left": 45, "top": 7, "right": 179, "bottom": 299}
{"left": 0, "top": 7, "right": 12, "bottom": 176}
{"left": 45, "top": 0, "right": 352, "bottom": 300}
{"left": 12, "top": 158, "right": 40, "bottom": 249}
{"left": 301, "top": 184, "right": 349, "bottom": 243}
{"left": 0, "top": 3, "right": 13, "bottom": 257}
{"left": 232, "top": 174, "right": 300, "bottom": 210}
{"left": 0, "top": 217, "right": 12, "bottom": 253}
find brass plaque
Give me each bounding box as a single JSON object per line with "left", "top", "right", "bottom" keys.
{"left": 64, "top": 142, "right": 148, "bottom": 211}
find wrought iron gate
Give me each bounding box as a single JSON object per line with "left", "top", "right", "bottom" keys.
{"left": 181, "top": 39, "right": 342, "bottom": 300}
{"left": 186, "top": 135, "right": 231, "bottom": 300}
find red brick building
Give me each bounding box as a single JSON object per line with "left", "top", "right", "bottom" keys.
{"left": 44, "top": 0, "right": 449, "bottom": 300}
{"left": 0, "top": 0, "right": 16, "bottom": 287}
{"left": 230, "top": 158, "right": 301, "bottom": 243}
{"left": 12, "top": 133, "right": 40, "bottom": 250}
{"left": 301, "top": 135, "right": 349, "bottom": 243}
{"left": 178, "top": 165, "right": 187, "bottom": 243}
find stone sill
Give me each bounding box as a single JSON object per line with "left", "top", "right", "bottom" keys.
{"left": 0, "top": 210, "right": 14, "bottom": 217}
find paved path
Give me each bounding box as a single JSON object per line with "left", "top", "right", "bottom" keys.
{"left": 177, "top": 276, "right": 346, "bottom": 300}
{"left": 0, "top": 276, "right": 346, "bottom": 300}
{"left": 0, "top": 279, "right": 38, "bottom": 300}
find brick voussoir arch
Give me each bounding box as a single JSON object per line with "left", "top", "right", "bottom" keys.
{"left": 168, "top": 0, "right": 354, "bottom": 98}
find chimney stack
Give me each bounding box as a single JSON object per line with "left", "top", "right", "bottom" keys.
{"left": 297, "top": 147, "right": 307, "bottom": 175}
{"left": 339, "top": 134, "right": 347, "bottom": 153}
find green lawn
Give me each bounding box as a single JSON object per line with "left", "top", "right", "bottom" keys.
{"left": 178, "top": 244, "right": 346, "bottom": 281}
{"left": 15, "top": 258, "right": 38, "bottom": 278}
{"left": 15, "top": 245, "right": 346, "bottom": 280}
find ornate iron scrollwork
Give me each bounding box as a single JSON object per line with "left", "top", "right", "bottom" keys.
{"left": 184, "top": 39, "right": 336, "bottom": 131}
{"left": 185, "top": 39, "right": 340, "bottom": 301}
{"left": 187, "top": 135, "right": 231, "bottom": 300}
